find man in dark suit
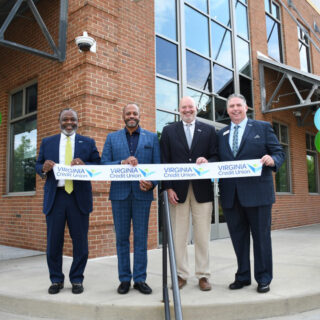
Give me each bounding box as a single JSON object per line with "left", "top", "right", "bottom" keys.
{"left": 218, "top": 93, "right": 285, "bottom": 293}
{"left": 35, "top": 108, "right": 100, "bottom": 294}
{"left": 160, "top": 96, "right": 219, "bottom": 291}
{"left": 101, "top": 103, "right": 160, "bottom": 295}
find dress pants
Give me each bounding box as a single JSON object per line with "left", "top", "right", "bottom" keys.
{"left": 111, "top": 194, "right": 152, "bottom": 283}
{"left": 223, "top": 193, "right": 273, "bottom": 285}
{"left": 169, "top": 183, "right": 212, "bottom": 280}
{"left": 46, "top": 189, "right": 89, "bottom": 284}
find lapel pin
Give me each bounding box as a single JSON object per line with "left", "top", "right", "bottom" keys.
{"left": 78, "top": 140, "right": 83, "bottom": 143}
{"left": 248, "top": 124, "right": 253, "bottom": 126}
{"left": 254, "top": 135, "right": 260, "bottom": 139}
{"left": 223, "top": 130, "right": 229, "bottom": 136}
{"left": 197, "top": 129, "right": 202, "bottom": 132}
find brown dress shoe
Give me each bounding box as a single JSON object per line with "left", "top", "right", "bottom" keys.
{"left": 199, "top": 277, "right": 212, "bottom": 291}
{"left": 178, "top": 276, "right": 187, "bottom": 289}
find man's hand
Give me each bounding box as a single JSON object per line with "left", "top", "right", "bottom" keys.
{"left": 196, "top": 157, "right": 208, "bottom": 164}
{"left": 140, "top": 180, "right": 153, "bottom": 192}
{"left": 261, "top": 155, "right": 275, "bottom": 167}
{"left": 42, "top": 160, "right": 55, "bottom": 173}
{"left": 71, "top": 158, "right": 84, "bottom": 166}
{"left": 167, "top": 188, "right": 179, "bottom": 205}
{"left": 121, "top": 156, "right": 138, "bottom": 166}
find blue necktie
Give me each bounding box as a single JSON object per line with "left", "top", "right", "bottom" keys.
{"left": 232, "top": 125, "right": 239, "bottom": 157}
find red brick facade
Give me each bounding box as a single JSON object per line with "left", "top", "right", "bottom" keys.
{"left": 0, "top": 0, "right": 319, "bottom": 257}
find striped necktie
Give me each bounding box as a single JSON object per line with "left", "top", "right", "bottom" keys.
{"left": 65, "top": 137, "right": 73, "bottom": 194}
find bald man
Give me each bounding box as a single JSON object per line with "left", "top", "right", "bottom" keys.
{"left": 160, "top": 96, "right": 219, "bottom": 291}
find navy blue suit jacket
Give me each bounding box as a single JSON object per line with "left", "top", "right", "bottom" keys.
{"left": 218, "top": 119, "right": 285, "bottom": 209}
{"left": 101, "top": 128, "right": 161, "bottom": 201}
{"left": 35, "top": 134, "right": 101, "bottom": 215}
{"left": 160, "top": 120, "right": 219, "bottom": 203}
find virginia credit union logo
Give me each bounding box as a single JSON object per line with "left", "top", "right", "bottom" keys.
{"left": 247, "top": 163, "right": 262, "bottom": 173}
{"left": 138, "top": 168, "right": 155, "bottom": 177}
{"left": 85, "top": 169, "right": 102, "bottom": 178}
{"left": 193, "top": 167, "right": 209, "bottom": 176}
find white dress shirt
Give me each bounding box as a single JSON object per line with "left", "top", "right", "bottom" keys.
{"left": 58, "top": 132, "right": 75, "bottom": 187}
{"left": 182, "top": 119, "right": 196, "bottom": 139}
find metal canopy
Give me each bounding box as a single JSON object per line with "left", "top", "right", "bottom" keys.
{"left": 258, "top": 51, "right": 320, "bottom": 124}
{"left": 0, "top": 0, "right": 68, "bottom": 62}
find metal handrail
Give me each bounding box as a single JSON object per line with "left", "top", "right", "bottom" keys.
{"left": 160, "top": 191, "right": 183, "bottom": 320}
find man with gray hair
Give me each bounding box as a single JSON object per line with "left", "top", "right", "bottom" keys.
{"left": 160, "top": 96, "right": 219, "bottom": 291}
{"left": 36, "top": 108, "right": 100, "bottom": 294}
{"left": 218, "top": 93, "right": 285, "bottom": 293}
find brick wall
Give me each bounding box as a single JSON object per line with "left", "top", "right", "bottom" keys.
{"left": 249, "top": 0, "right": 320, "bottom": 229}
{"left": 0, "top": 0, "right": 157, "bottom": 257}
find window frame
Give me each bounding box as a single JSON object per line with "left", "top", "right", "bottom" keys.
{"left": 265, "top": 0, "right": 284, "bottom": 63}
{"left": 297, "top": 24, "right": 312, "bottom": 73}
{"left": 6, "top": 79, "right": 38, "bottom": 196}
{"left": 273, "top": 121, "right": 292, "bottom": 194}
{"left": 306, "top": 133, "right": 319, "bottom": 194}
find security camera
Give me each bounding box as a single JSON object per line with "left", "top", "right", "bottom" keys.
{"left": 75, "top": 31, "right": 96, "bottom": 53}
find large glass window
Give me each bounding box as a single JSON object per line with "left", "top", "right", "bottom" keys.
{"left": 265, "top": 0, "right": 283, "bottom": 62}
{"left": 298, "top": 25, "right": 311, "bottom": 73}
{"left": 273, "top": 122, "right": 290, "bottom": 192}
{"left": 306, "top": 133, "right": 318, "bottom": 193}
{"left": 8, "top": 83, "right": 37, "bottom": 193}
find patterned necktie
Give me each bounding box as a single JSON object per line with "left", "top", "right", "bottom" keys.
{"left": 232, "top": 125, "right": 239, "bottom": 157}
{"left": 65, "top": 136, "right": 73, "bottom": 194}
{"left": 185, "top": 124, "right": 192, "bottom": 149}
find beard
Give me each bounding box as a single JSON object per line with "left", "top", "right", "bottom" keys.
{"left": 60, "top": 124, "right": 78, "bottom": 136}
{"left": 125, "top": 118, "right": 139, "bottom": 128}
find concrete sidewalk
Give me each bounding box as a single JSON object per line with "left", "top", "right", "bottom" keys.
{"left": 0, "top": 224, "right": 320, "bottom": 320}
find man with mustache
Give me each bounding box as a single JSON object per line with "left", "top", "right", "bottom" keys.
{"left": 101, "top": 103, "right": 160, "bottom": 295}
{"left": 160, "top": 96, "right": 219, "bottom": 291}
{"left": 35, "top": 108, "right": 100, "bottom": 294}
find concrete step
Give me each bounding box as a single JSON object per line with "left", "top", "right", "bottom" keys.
{"left": 0, "top": 225, "right": 320, "bottom": 320}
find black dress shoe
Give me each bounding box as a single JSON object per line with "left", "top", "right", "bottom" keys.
{"left": 133, "top": 282, "right": 152, "bottom": 294}
{"left": 48, "top": 282, "right": 64, "bottom": 294}
{"left": 229, "top": 280, "right": 251, "bottom": 290}
{"left": 257, "top": 283, "right": 270, "bottom": 293}
{"left": 117, "top": 282, "right": 130, "bottom": 294}
{"left": 72, "top": 283, "right": 84, "bottom": 294}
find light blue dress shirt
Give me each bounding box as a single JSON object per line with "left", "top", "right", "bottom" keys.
{"left": 229, "top": 117, "right": 248, "bottom": 151}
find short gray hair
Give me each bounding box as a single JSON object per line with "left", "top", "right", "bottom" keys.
{"left": 59, "top": 108, "right": 78, "bottom": 121}
{"left": 226, "top": 93, "right": 247, "bottom": 107}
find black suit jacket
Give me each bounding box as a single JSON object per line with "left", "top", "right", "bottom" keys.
{"left": 160, "top": 120, "right": 219, "bottom": 203}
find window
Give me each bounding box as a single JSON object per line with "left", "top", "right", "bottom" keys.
{"left": 265, "top": 0, "right": 283, "bottom": 62}
{"left": 298, "top": 25, "right": 311, "bottom": 73}
{"left": 306, "top": 133, "right": 318, "bottom": 193}
{"left": 273, "top": 122, "right": 290, "bottom": 192}
{"left": 155, "top": 0, "right": 253, "bottom": 128}
{"left": 8, "top": 82, "right": 37, "bottom": 193}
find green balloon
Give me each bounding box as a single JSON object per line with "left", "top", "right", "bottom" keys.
{"left": 315, "top": 132, "right": 320, "bottom": 153}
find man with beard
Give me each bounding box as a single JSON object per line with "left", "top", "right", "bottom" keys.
{"left": 160, "top": 96, "right": 219, "bottom": 291}
{"left": 35, "top": 108, "right": 100, "bottom": 294}
{"left": 101, "top": 103, "right": 160, "bottom": 295}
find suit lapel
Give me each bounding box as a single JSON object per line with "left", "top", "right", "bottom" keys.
{"left": 176, "top": 121, "right": 190, "bottom": 153}
{"left": 74, "top": 134, "right": 80, "bottom": 159}
{"left": 135, "top": 128, "right": 145, "bottom": 156}
{"left": 237, "top": 119, "right": 253, "bottom": 156}
{"left": 120, "top": 128, "right": 131, "bottom": 156}
{"left": 222, "top": 125, "right": 233, "bottom": 156}
{"left": 190, "top": 121, "right": 201, "bottom": 152}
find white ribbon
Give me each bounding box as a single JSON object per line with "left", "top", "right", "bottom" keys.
{"left": 53, "top": 159, "right": 263, "bottom": 181}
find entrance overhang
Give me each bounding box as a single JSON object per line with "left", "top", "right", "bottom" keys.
{"left": 258, "top": 51, "right": 320, "bottom": 125}
{"left": 0, "top": 0, "right": 68, "bottom": 62}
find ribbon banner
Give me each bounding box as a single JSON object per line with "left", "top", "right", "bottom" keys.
{"left": 53, "top": 159, "right": 262, "bottom": 181}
